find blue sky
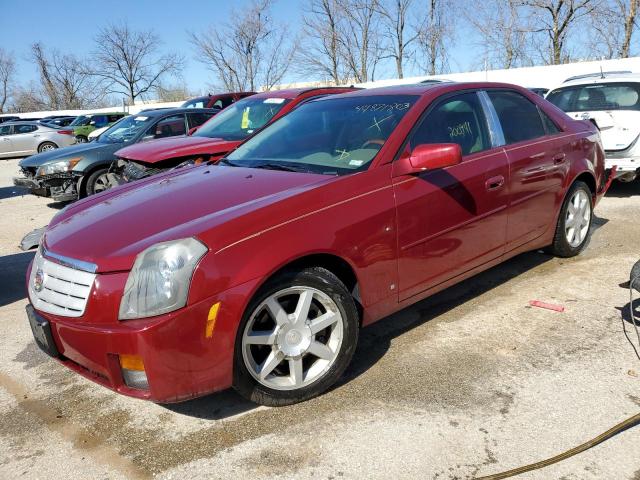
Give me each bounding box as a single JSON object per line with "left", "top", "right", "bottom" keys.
{"left": 0, "top": 0, "right": 478, "bottom": 95}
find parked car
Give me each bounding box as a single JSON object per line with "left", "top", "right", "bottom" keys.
{"left": 113, "top": 87, "right": 358, "bottom": 183}
{"left": 87, "top": 125, "right": 109, "bottom": 142}
{"left": 40, "top": 116, "right": 77, "bottom": 128}
{"left": 70, "top": 112, "right": 127, "bottom": 143}
{"left": 181, "top": 91, "right": 256, "bottom": 109}
{"left": 546, "top": 72, "right": 640, "bottom": 182}
{"left": 0, "top": 115, "right": 20, "bottom": 124}
{"left": 13, "top": 108, "right": 218, "bottom": 201}
{"left": 24, "top": 83, "right": 608, "bottom": 406}
{"left": 0, "top": 121, "right": 76, "bottom": 158}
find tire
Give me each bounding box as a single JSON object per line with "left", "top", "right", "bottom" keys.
{"left": 84, "top": 168, "right": 111, "bottom": 196}
{"left": 233, "top": 267, "right": 359, "bottom": 406}
{"left": 38, "top": 142, "right": 58, "bottom": 153}
{"left": 76, "top": 135, "right": 88, "bottom": 143}
{"left": 547, "top": 181, "right": 593, "bottom": 257}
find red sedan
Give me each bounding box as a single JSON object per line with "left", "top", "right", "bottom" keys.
{"left": 26, "top": 83, "right": 606, "bottom": 406}
{"left": 113, "top": 87, "right": 358, "bottom": 182}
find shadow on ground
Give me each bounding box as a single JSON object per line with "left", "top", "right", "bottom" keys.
{"left": 0, "top": 251, "right": 34, "bottom": 307}
{"left": 0, "top": 185, "right": 28, "bottom": 200}
{"left": 169, "top": 250, "right": 552, "bottom": 419}
{"left": 606, "top": 179, "right": 640, "bottom": 198}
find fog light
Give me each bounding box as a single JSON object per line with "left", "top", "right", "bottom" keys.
{"left": 119, "top": 354, "right": 149, "bottom": 390}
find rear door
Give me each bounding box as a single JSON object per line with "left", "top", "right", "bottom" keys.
{"left": 394, "top": 91, "right": 510, "bottom": 300}
{"left": 486, "top": 90, "right": 568, "bottom": 250}
{"left": 149, "top": 114, "right": 188, "bottom": 139}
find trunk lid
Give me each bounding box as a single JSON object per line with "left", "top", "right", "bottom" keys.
{"left": 567, "top": 110, "right": 640, "bottom": 151}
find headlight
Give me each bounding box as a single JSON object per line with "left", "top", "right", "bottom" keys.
{"left": 36, "top": 157, "right": 82, "bottom": 176}
{"left": 118, "top": 238, "right": 208, "bottom": 320}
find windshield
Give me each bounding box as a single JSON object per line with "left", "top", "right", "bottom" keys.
{"left": 69, "top": 115, "right": 91, "bottom": 127}
{"left": 193, "top": 96, "right": 291, "bottom": 141}
{"left": 98, "top": 114, "right": 151, "bottom": 143}
{"left": 547, "top": 82, "right": 640, "bottom": 112}
{"left": 226, "top": 95, "right": 418, "bottom": 175}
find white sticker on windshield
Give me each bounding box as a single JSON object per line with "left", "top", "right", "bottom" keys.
{"left": 134, "top": 116, "right": 148, "bottom": 121}
{"left": 349, "top": 160, "right": 364, "bottom": 166}
{"left": 264, "top": 98, "right": 285, "bottom": 104}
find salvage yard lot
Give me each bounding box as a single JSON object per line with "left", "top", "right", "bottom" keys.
{"left": 0, "top": 157, "right": 639, "bottom": 480}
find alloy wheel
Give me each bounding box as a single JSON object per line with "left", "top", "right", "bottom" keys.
{"left": 565, "top": 189, "right": 591, "bottom": 247}
{"left": 92, "top": 173, "right": 111, "bottom": 194}
{"left": 242, "top": 286, "right": 344, "bottom": 391}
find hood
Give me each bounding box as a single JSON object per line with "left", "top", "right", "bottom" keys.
{"left": 567, "top": 110, "right": 640, "bottom": 151}
{"left": 19, "top": 142, "right": 119, "bottom": 168}
{"left": 44, "top": 165, "right": 329, "bottom": 272}
{"left": 115, "top": 136, "right": 240, "bottom": 164}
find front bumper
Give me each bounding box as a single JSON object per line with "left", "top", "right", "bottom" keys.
{"left": 13, "top": 176, "right": 49, "bottom": 197}
{"left": 26, "top": 273, "right": 261, "bottom": 403}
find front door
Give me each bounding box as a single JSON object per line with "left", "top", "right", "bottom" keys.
{"left": 393, "top": 91, "right": 509, "bottom": 301}
{"left": 11, "top": 124, "right": 39, "bottom": 155}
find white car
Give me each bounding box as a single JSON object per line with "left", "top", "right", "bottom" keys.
{"left": 88, "top": 126, "right": 108, "bottom": 142}
{"left": 546, "top": 72, "right": 640, "bottom": 182}
{"left": 0, "top": 121, "right": 76, "bottom": 158}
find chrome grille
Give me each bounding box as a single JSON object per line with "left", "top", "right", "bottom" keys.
{"left": 28, "top": 250, "right": 96, "bottom": 317}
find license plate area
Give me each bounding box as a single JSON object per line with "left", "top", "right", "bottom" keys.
{"left": 26, "top": 305, "right": 60, "bottom": 358}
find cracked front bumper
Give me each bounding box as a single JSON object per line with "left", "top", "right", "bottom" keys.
{"left": 13, "top": 176, "right": 49, "bottom": 197}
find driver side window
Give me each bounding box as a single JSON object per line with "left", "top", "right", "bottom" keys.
{"left": 410, "top": 92, "right": 491, "bottom": 157}
{"left": 149, "top": 115, "right": 186, "bottom": 138}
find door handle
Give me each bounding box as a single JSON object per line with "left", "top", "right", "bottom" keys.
{"left": 485, "top": 175, "right": 505, "bottom": 191}
{"left": 33, "top": 134, "right": 40, "bottom": 138}
{"left": 553, "top": 153, "right": 566, "bottom": 164}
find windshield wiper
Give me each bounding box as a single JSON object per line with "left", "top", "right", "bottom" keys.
{"left": 216, "top": 158, "right": 239, "bottom": 167}
{"left": 251, "top": 163, "right": 309, "bottom": 173}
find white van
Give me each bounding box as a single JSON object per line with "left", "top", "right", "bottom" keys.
{"left": 546, "top": 72, "right": 640, "bottom": 182}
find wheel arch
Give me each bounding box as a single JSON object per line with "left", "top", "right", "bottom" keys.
{"left": 77, "top": 162, "right": 111, "bottom": 197}
{"left": 37, "top": 140, "right": 58, "bottom": 151}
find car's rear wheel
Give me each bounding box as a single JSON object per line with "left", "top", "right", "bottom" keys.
{"left": 75, "top": 135, "right": 88, "bottom": 144}
{"left": 85, "top": 168, "right": 111, "bottom": 196}
{"left": 548, "top": 181, "right": 593, "bottom": 257}
{"left": 38, "top": 142, "right": 57, "bottom": 153}
{"left": 234, "top": 267, "right": 359, "bottom": 406}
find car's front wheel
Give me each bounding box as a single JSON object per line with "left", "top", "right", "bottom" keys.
{"left": 548, "top": 181, "right": 593, "bottom": 257}
{"left": 85, "top": 168, "right": 112, "bottom": 196}
{"left": 234, "top": 267, "right": 359, "bottom": 406}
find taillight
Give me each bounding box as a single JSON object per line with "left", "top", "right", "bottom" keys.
{"left": 57, "top": 130, "right": 73, "bottom": 135}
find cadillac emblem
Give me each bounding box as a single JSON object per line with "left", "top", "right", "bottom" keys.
{"left": 33, "top": 269, "right": 44, "bottom": 292}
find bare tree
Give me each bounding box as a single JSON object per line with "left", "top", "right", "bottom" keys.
{"left": 190, "top": 0, "right": 296, "bottom": 91}
{"left": 155, "top": 82, "right": 196, "bottom": 102}
{"left": 416, "top": 0, "right": 452, "bottom": 75}
{"left": 297, "top": 0, "right": 346, "bottom": 84}
{"left": 92, "top": 22, "right": 184, "bottom": 104}
{"left": 379, "top": 0, "right": 419, "bottom": 78}
{"left": 620, "top": 0, "right": 639, "bottom": 56}
{"left": 341, "top": 0, "right": 384, "bottom": 82}
{"left": 10, "top": 83, "right": 47, "bottom": 113}
{"left": 31, "top": 43, "right": 101, "bottom": 109}
{"left": 467, "top": 0, "right": 531, "bottom": 69}
{"left": 516, "top": 0, "right": 599, "bottom": 64}
{"left": 0, "top": 48, "right": 16, "bottom": 113}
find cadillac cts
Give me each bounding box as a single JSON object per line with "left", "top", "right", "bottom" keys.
{"left": 26, "top": 83, "right": 606, "bottom": 406}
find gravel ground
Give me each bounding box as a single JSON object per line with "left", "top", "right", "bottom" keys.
{"left": 0, "top": 157, "right": 639, "bottom": 480}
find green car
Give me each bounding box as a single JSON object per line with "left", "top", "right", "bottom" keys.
{"left": 70, "top": 112, "right": 127, "bottom": 143}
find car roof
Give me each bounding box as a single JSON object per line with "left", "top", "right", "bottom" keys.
{"left": 318, "top": 82, "right": 528, "bottom": 99}
{"left": 248, "top": 86, "right": 359, "bottom": 100}
{"left": 558, "top": 72, "right": 640, "bottom": 88}
{"left": 134, "top": 107, "right": 220, "bottom": 117}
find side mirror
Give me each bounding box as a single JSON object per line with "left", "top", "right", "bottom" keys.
{"left": 188, "top": 126, "right": 199, "bottom": 136}
{"left": 89, "top": 120, "right": 96, "bottom": 126}
{"left": 399, "top": 143, "right": 462, "bottom": 175}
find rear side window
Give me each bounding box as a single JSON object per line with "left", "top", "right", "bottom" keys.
{"left": 488, "top": 91, "right": 546, "bottom": 144}
{"left": 410, "top": 92, "right": 491, "bottom": 156}
{"left": 92, "top": 115, "right": 108, "bottom": 127}
{"left": 540, "top": 110, "right": 561, "bottom": 135}
{"left": 547, "top": 82, "right": 640, "bottom": 112}
{"left": 16, "top": 124, "right": 37, "bottom": 134}
{"left": 107, "top": 114, "right": 123, "bottom": 122}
